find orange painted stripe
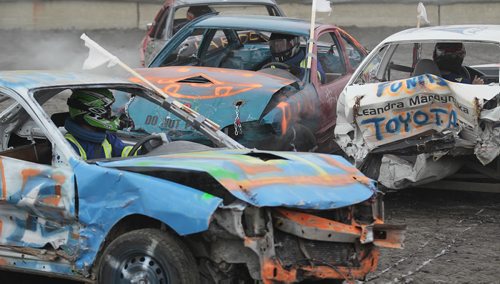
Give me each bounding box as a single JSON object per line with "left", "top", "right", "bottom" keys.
{"left": 231, "top": 161, "right": 281, "bottom": 175}
{"left": 41, "top": 196, "right": 61, "bottom": 207}
{"left": 222, "top": 173, "right": 365, "bottom": 191}
{"left": 320, "top": 155, "right": 360, "bottom": 174}
{"left": 21, "top": 169, "right": 42, "bottom": 195}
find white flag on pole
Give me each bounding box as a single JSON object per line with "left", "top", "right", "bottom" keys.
{"left": 417, "top": 2, "right": 430, "bottom": 25}
{"left": 81, "top": 33, "right": 118, "bottom": 70}
{"left": 316, "top": 0, "right": 332, "bottom": 14}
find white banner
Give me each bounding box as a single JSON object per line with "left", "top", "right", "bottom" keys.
{"left": 345, "top": 74, "right": 499, "bottom": 149}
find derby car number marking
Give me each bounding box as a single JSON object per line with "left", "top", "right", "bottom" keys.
{"left": 144, "top": 115, "right": 182, "bottom": 129}
{"left": 145, "top": 115, "right": 159, "bottom": 125}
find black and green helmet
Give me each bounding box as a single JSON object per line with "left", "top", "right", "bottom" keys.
{"left": 67, "top": 89, "right": 120, "bottom": 131}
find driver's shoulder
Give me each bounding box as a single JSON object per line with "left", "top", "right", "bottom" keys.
{"left": 105, "top": 132, "right": 123, "bottom": 144}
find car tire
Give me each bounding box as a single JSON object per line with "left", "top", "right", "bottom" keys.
{"left": 97, "top": 228, "right": 199, "bottom": 284}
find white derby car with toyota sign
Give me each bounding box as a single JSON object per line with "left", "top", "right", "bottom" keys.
{"left": 335, "top": 25, "right": 500, "bottom": 191}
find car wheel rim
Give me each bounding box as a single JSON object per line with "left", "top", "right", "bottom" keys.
{"left": 118, "top": 254, "right": 169, "bottom": 284}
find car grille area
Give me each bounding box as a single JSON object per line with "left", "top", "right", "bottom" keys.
{"left": 274, "top": 230, "right": 360, "bottom": 268}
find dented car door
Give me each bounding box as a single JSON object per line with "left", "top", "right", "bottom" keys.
{"left": 0, "top": 88, "right": 78, "bottom": 261}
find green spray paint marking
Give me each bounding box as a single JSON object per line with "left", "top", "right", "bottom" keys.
{"left": 207, "top": 167, "right": 240, "bottom": 180}
{"left": 201, "top": 192, "right": 214, "bottom": 200}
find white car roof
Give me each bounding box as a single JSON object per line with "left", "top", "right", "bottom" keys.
{"left": 381, "top": 25, "right": 500, "bottom": 44}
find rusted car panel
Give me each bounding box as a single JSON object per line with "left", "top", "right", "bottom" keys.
{"left": 0, "top": 71, "right": 403, "bottom": 282}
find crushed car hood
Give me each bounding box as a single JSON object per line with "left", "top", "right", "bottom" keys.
{"left": 98, "top": 149, "right": 376, "bottom": 209}
{"left": 131, "top": 67, "right": 295, "bottom": 130}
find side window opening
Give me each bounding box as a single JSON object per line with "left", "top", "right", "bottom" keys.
{"left": 173, "top": 7, "right": 191, "bottom": 36}
{"left": 153, "top": 7, "right": 171, "bottom": 40}
{"left": 0, "top": 93, "right": 52, "bottom": 165}
{"left": 385, "top": 43, "right": 414, "bottom": 81}
{"left": 340, "top": 33, "right": 365, "bottom": 70}
{"left": 317, "top": 32, "right": 346, "bottom": 84}
{"left": 161, "top": 28, "right": 207, "bottom": 66}
{"left": 354, "top": 45, "right": 388, "bottom": 85}
{"left": 219, "top": 30, "right": 271, "bottom": 70}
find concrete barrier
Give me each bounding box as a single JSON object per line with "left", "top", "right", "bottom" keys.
{"left": 0, "top": 1, "right": 498, "bottom": 30}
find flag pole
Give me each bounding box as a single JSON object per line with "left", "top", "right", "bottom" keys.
{"left": 413, "top": 3, "right": 428, "bottom": 67}
{"left": 114, "top": 59, "right": 223, "bottom": 131}
{"left": 80, "top": 34, "right": 244, "bottom": 149}
{"left": 306, "top": 0, "right": 318, "bottom": 70}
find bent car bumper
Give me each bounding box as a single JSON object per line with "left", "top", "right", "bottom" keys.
{"left": 208, "top": 195, "right": 405, "bottom": 283}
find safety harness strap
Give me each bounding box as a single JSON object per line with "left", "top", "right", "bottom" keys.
{"left": 65, "top": 133, "right": 112, "bottom": 160}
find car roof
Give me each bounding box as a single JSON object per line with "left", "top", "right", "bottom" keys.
{"left": 191, "top": 15, "right": 318, "bottom": 37}
{"left": 173, "top": 0, "right": 278, "bottom": 7}
{"left": 382, "top": 25, "right": 500, "bottom": 44}
{"left": 0, "top": 71, "right": 133, "bottom": 95}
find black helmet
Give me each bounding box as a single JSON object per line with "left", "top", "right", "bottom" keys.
{"left": 269, "top": 33, "right": 301, "bottom": 62}
{"left": 187, "top": 5, "right": 212, "bottom": 18}
{"left": 433, "top": 42, "right": 466, "bottom": 73}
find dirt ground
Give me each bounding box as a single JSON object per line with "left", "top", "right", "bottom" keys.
{"left": 373, "top": 189, "right": 500, "bottom": 284}
{"left": 0, "top": 28, "right": 499, "bottom": 283}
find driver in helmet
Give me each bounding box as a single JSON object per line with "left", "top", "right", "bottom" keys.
{"left": 64, "top": 89, "right": 137, "bottom": 160}
{"left": 174, "top": 5, "right": 212, "bottom": 34}
{"left": 268, "top": 33, "right": 326, "bottom": 83}
{"left": 433, "top": 42, "right": 484, "bottom": 84}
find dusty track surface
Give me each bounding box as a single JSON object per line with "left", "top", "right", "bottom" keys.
{"left": 371, "top": 189, "right": 500, "bottom": 284}
{"left": 0, "top": 28, "right": 499, "bottom": 283}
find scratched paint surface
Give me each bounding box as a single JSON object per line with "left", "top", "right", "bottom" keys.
{"left": 0, "top": 150, "right": 374, "bottom": 275}
{"left": 71, "top": 158, "right": 223, "bottom": 270}
{"left": 126, "top": 67, "right": 294, "bottom": 134}
{"left": 345, "top": 74, "right": 499, "bottom": 148}
{"left": 261, "top": 86, "right": 319, "bottom": 135}
{"left": 100, "top": 150, "right": 376, "bottom": 209}
{"left": 0, "top": 70, "right": 378, "bottom": 279}
{"left": 0, "top": 156, "right": 77, "bottom": 251}
{"left": 0, "top": 155, "right": 225, "bottom": 274}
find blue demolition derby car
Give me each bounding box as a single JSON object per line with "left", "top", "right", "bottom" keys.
{"left": 140, "top": 14, "right": 367, "bottom": 153}
{"left": 0, "top": 71, "right": 404, "bottom": 283}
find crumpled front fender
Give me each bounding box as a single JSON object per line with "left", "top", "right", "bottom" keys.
{"left": 71, "top": 159, "right": 223, "bottom": 271}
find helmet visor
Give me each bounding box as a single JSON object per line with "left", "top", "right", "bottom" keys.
{"left": 269, "top": 38, "right": 293, "bottom": 54}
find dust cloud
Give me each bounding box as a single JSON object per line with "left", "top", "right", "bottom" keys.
{"left": 0, "top": 29, "right": 144, "bottom": 71}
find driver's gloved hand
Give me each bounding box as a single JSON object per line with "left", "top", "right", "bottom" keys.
{"left": 141, "top": 138, "right": 163, "bottom": 154}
